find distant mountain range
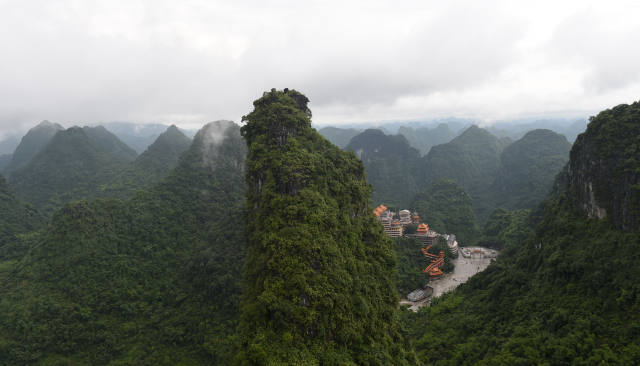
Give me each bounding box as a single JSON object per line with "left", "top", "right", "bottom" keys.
{"left": 343, "top": 124, "right": 572, "bottom": 234}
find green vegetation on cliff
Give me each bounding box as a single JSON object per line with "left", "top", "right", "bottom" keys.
{"left": 405, "top": 101, "right": 640, "bottom": 365}
{"left": 568, "top": 102, "right": 640, "bottom": 230}
{"left": 394, "top": 237, "right": 427, "bottom": 295}
{"left": 477, "top": 208, "right": 531, "bottom": 250}
{"left": 237, "top": 89, "right": 415, "bottom": 365}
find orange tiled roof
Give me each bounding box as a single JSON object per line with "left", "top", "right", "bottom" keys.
{"left": 373, "top": 204, "right": 387, "bottom": 217}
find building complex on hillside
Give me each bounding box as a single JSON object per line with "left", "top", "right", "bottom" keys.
{"left": 373, "top": 204, "right": 458, "bottom": 254}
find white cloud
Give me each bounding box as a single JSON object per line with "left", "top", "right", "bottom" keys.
{"left": 0, "top": 0, "right": 638, "bottom": 133}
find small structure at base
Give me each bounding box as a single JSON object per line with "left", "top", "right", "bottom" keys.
{"left": 406, "top": 286, "right": 434, "bottom": 302}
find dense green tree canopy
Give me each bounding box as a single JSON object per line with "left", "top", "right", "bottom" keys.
{"left": 491, "top": 129, "right": 571, "bottom": 210}
{"left": 237, "top": 89, "right": 415, "bottom": 365}
{"left": 0, "top": 175, "right": 44, "bottom": 256}
{"left": 0, "top": 121, "right": 247, "bottom": 365}
{"left": 411, "top": 179, "right": 480, "bottom": 245}
{"left": 419, "top": 125, "right": 507, "bottom": 221}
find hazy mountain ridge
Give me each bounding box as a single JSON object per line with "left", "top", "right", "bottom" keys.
{"left": 100, "top": 125, "right": 192, "bottom": 198}
{"left": 397, "top": 123, "right": 457, "bottom": 155}
{"left": 488, "top": 118, "right": 587, "bottom": 142}
{"left": 317, "top": 126, "right": 362, "bottom": 148}
{"left": 8, "top": 126, "right": 136, "bottom": 215}
{"left": 4, "top": 120, "right": 64, "bottom": 175}
{"left": 419, "top": 125, "right": 505, "bottom": 221}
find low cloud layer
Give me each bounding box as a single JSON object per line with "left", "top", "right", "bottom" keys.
{"left": 1, "top": 0, "right": 639, "bottom": 135}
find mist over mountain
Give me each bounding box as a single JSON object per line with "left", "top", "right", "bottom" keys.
{"left": 4, "top": 120, "right": 64, "bottom": 175}
{"left": 95, "top": 122, "right": 197, "bottom": 154}
{"left": 0, "top": 154, "right": 10, "bottom": 172}
{"left": 317, "top": 126, "right": 362, "bottom": 148}
{"left": 0, "top": 134, "right": 19, "bottom": 155}
{"left": 397, "top": 123, "right": 457, "bottom": 155}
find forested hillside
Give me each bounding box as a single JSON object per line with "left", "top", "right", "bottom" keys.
{"left": 419, "top": 125, "right": 507, "bottom": 221}
{"left": 237, "top": 89, "right": 416, "bottom": 365}
{"left": 346, "top": 129, "right": 422, "bottom": 208}
{"left": 100, "top": 125, "right": 192, "bottom": 198}
{"left": 411, "top": 179, "right": 479, "bottom": 245}
{"left": 0, "top": 121, "right": 247, "bottom": 365}
{"left": 405, "top": 101, "right": 640, "bottom": 365}
{"left": 8, "top": 126, "right": 136, "bottom": 215}
{"left": 0, "top": 176, "right": 44, "bottom": 252}
{"left": 491, "top": 129, "right": 571, "bottom": 210}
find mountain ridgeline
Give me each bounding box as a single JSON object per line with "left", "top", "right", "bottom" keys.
{"left": 406, "top": 101, "right": 640, "bottom": 365}
{"left": 3, "top": 120, "right": 64, "bottom": 174}
{"left": 237, "top": 89, "right": 415, "bottom": 364}
{"left": 100, "top": 125, "right": 192, "bottom": 198}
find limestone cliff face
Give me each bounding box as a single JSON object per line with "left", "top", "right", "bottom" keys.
{"left": 567, "top": 102, "right": 640, "bottom": 230}
{"left": 237, "top": 89, "right": 415, "bottom": 365}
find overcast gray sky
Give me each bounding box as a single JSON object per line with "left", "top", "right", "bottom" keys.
{"left": 1, "top": 0, "right": 640, "bottom": 135}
